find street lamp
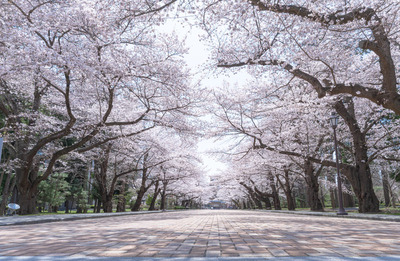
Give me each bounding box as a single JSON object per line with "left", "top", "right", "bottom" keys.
{"left": 330, "top": 112, "right": 348, "bottom": 215}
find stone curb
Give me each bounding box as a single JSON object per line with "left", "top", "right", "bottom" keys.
{"left": 254, "top": 209, "right": 400, "bottom": 222}
{"left": 0, "top": 210, "right": 168, "bottom": 226}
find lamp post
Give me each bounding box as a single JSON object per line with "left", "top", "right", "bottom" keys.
{"left": 330, "top": 112, "right": 348, "bottom": 215}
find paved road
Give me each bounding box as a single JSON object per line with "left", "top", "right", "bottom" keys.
{"left": 0, "top": 210, "right": 400, "bottom": 260}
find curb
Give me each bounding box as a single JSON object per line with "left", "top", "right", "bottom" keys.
{"left": 0, "top": 210, "right": 167, "bottom": 226}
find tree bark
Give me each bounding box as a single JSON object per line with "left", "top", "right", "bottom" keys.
{"left": 242, "top": 200, "right": 247, "bottom": 209}
{"left": 96, "top": 199, "right": 102, "bottom": 213}
{"left": 131, "top": 187, "right": 146, "bottom": 211}
{"left": 304, "top": 161, "right": 324, "bottom": 211}
{"left": 382, "top": 170, "right": 391, "bottom": 207}
{"left": 0, "top": 173, "right": 14, "bottom": 215}
{"left": 103, "top": 195, "right": 113, "bottom": 213}
{"left": 240, "top": 182, "right": 263, "bottom": 209}
{"left": 149, "top": 180, "right": 161, "bottom": 211}
{"left": 160, "top": 180, "right": 168, "bottom": 211}
{"left": 253, "top": 186, "right": 272, "bottom": 210}
{"left": 269, "top": 173, "right": 281, "bottom": 210}
{"left": 131, "top": 173, "right": 154, "bottom": 212}
{"left": 231, "top": 199, "right": 240, "bottom": 209}
{"left": 335, "top": 100, "right": 379, "bottom": 213}
{"left": 277, "top": 169, "right": 295, "bottom": 210}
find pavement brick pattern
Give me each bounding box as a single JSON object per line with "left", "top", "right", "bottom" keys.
{"left": 0, "top": 210, "right": 400, "bottom": 258}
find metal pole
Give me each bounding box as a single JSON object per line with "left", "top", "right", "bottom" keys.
{"left": 333, "top": 126, "right": 348, "bottom": 215}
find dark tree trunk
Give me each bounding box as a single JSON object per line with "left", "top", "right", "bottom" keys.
{"left": 330, "top": 188, "right": 337, "bottom": 209}
{"left": 149, "top": 180, "right": 161, "bottom": 211}
{"left": 231, "top": 199, "right": 240, "bottom": 209}
{"left": 319, "top": 184, "right": 325, "bottom": 208}
{"left": 103, "top": 194, "right": 113, "bottom": 213}
{"left": 342, "top": 179, "right": 355, "bottom": 208}
{"left": 116, "top": 195, "right": 126, "bottom": 212}
{"left": 96, "top": 199, "right": 102, "bottom": 213}
{"left": 160, "top": 180, "right": 168, "bottom": 211}
{"left": 343, "top": 192, "right": 355, "bottom": 208}
{"left": 253, "top": 183, "right": 273, "bottom": 210}
{"left": 304, "top": 161, "right": 324, "bottom": 211}
{"left": 65, "top": 200, "right": 70, "bottom": 213}
{"left": 253, "top": 197, "right": 262, "bottom": 209}
{"left": 18, "top": 191, "right": 38, "bottom": 215}
{"left": 269, "top": 174, "right": 281, "bottom": 210}
{"left": 343, "top": 166, "right": 379, "bottom": 213}
{"left": 17, "top": 173, "right": 40, "bottom": 215}
{"left": 116, "top": 179, "right": 126, "bottom": 212}
{"left": 382, "top": 170, "right": 391, "bottom": 207}
{"left": 0, "top": 173, "right": 14, "bottom": 215}
{"left": 131, "top": 154, "right": 153, "bottom": 212}
{"left": 335, "top": 101, "right": 379, "bottom": 213}
{"left": 328, "top": 173, "right": 338, "bottom": 209}
{"left": 263, "top": 197, "right": 272, "bottom": 210}
{"left": 390, "top": 189, "right": 397, "bottom": 208}
{"left": 242, "top": 200, "right": 247, "bottom": 209}
{"left": 247, "top": 197, "right": 254, "bottom": 209}
{"left": 16, "top": 165, "right": 40, "bottom": 215}
{"left": 131, "top": 187, "right": 146, "bottom": 211}
{"left": 277, "top": 169, "right": 295, "bottom": 211}
{"left": 240, "top": 182, "right": 263, "bottom": 209}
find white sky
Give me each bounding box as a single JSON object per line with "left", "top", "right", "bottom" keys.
{"left": 162, "top": 18, "right": 252, "bottom": 178}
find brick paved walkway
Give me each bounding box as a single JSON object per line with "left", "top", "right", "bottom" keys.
{"left": 1, "top": 210, "right": 400, "bottom": 259}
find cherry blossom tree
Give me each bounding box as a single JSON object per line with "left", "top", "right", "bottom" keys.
{"left": 200, "top": 0, "right": 400, "bottom": 114}
{"left": 0, "top": 0, "right": 194, "bottom": 214}
{"left": 208, "top": 73, "right": 400, "bottom": 212}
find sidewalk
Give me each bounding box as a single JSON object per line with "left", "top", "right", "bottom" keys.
{"left": 1, "top": 209, "right": 399, "bottom": 226}
{"left": 0, "top": 210, "right": 163, "bottom": 226}
{"left": 1, "top": 210, "right": 400, "bottom": 260}
{"left": 259, "top": 209, "right": 400, "bottom": 222}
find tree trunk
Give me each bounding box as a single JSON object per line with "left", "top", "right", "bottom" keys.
{"left": 263, "top": 197, "right": 272, "bottom": 210}
{"left": 382, "top": 170, "right": 391, "bottom": 207}
{"left": 96, "top": 199, "right": 102, "bottom": 213}
{"left": 65, "top": 200, "right": 70, "bottom": 213}
{"left": 160, "top": 181, "right": 168, "bottom": 211}
{"left": 16, "top": 166, "right": 40, "bottom": 215}
{"left": 116, "top": 180, "right": 126, "bottom": 212}
{"left": 18, "top": 190, "right": 38, "bottom": 215}
{"left": 343, "top": 192, "right": 355, "bottom": 208}
{"left": 342, "top": 165, "right": 379, "bottom": 213}
{"left": 330, "top": 188, "right": 337, "bottom": 209}
{"left": 116, "top": 195, "right": 126, "bottom": 212}
{"left": 149, "top": 181, "right": 161, "bottom": 211}
{"left": 231, "top": 199, "right": 240, "bottom": 209}
{"left": 390, "top": 189, "right": 397, "bottom": 208}
{"left": 253, "top": 197, "right": 262, "bottom": 209}
{"left": 240, "top": 182, "right": 263, "bottom": 209}
{"left": 269, "top": 174, "right": 281, "bottom": 210}
{"left": 319, "top": 184, "right": 325, "bottom": 208}
{"left": 131, "top": 187, "right": 146, "bottom": 211}
{"left": 0, "top": 173, "right": 14, "bottom": 215}
{"left": 253, "top": 184, "right": 272, "bottom": 210}
{"left": 103, "top": 195, "right": 113, "bottom": 213}
{"left": 247, "top": 197, "right": 254, "bottom": 209}
{"left": 304, "top": 161, "right": 324, "bottom": 211}
{"left": 277, "top": 169, "right": 295, "bottom": 210}
{"left": 335, "top": 101, "right": 379, "bottom": 213}
{"left": 342, "top": 179, "right": 355, "bottom": 208}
